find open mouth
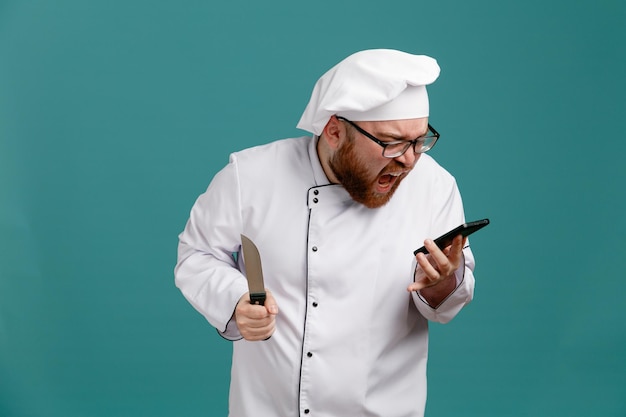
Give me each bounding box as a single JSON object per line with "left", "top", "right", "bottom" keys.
{"left": 376, "top": 171, "right": 404, "bottom": 192}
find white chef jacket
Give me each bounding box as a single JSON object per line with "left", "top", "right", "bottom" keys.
{"left": 175, "top": 136, "right": 475, "bottom": 417}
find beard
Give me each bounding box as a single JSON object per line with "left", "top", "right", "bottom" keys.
{"left": 328, "top": 133, "right": 408, "bottom": 209}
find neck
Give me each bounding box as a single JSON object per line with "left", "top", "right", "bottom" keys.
{"left": 316, "top": 135, "right": 339, "bottom": 184}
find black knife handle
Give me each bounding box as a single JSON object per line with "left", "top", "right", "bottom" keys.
{"left": 250, "top": 292, "right": 266, "bottom": 306}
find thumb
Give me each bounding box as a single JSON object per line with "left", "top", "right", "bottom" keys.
{"left": 264, "top": 289, "right": 279, "bottom": 315}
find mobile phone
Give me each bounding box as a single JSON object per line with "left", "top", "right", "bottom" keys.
{"left": 413, "top": 218, "right": 490, "bottom": 255}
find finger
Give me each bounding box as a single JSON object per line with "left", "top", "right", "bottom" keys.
{"left": 245, "top": 305, "right": 274, "bottom": 323}
{"left": 423, "top": 239, "right": 451, "bottom": 273}
{"left": 242, "top": 321, "right": 276, "bottom": 341}
{"left": 445, "top": 235, "right": 466, "bottom": 269}
{"left": 264, "top": 289, "right": 279, "bottom": 315}
{"left": 416, "top": 252, "right": 441, "bottom": 279}
{"left": 236, "top": 293, "right": 270, "bottom": 321}
{"left": 240, "top": 306, "right": 276, "bottom": 339}
{"left": 242, "top": 314, "right": 274, "bottom": 328}
{"left": 407, "top": 253, "right": 441, "bottom": 292}
{"left": 427, "top": 236, "right": 466, "bottom": 276}
{"left": 408, "top": 279, "right": 429, "bottom": 292}
{"left": 450, "top": 235, "right": 467, "bottom": 258}
{"left": 235, "top": 308, "right": 275, "bottom": 338}
{"left": 245, "top": 317, "right": 275, "bottom": 332}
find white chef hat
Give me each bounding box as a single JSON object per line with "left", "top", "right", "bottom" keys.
{"left": 297, "top": 49, "right": 440, "bottom": 136}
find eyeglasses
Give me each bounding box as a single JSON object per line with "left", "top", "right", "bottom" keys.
{"left": 336, "top": 116, "right": 440, "bottom": 158}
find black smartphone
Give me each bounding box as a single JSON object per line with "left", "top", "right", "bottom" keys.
{"left": 413, "top": 218, "right": 490, "bottom": 255}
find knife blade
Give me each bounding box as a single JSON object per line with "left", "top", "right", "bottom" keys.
{"left": 240, "top": 234, "right": 266, "bottom": 306}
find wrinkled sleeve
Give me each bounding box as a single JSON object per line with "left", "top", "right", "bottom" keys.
{"left": 411, "top": 177, "right": 476, "bottom": 323}
{"left": 174, "top": 155, "right": 249, "bottom": 339}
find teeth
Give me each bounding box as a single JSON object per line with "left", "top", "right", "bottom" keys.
{"left": 389, "top": 172, "right": 403, "bottom": 177}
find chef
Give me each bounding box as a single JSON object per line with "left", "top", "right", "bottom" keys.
{"left": 175, "top": 49, "right": 476, "bottom": 417}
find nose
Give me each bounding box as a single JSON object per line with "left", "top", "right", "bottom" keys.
{"left": 393, "top": 148, "right": 420, "bottom": 168}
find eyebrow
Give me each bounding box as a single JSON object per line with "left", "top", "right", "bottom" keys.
{"left": 374, "top": 128, "right": 429, "bottom": 142}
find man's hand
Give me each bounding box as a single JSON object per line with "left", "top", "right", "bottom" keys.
{"left": 407, "top": 235, "right": 466, "bottom": 305}
{"left": 234, "top": 290, "right": 279, "bottom": 341}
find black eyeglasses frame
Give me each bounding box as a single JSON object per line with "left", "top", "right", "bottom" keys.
{"left": 336, "top": 116, "right": 440, "bottom": 158}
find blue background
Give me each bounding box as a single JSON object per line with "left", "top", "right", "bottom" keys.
{"left": 1, "top": 0, "right": 625, "bottom": 415}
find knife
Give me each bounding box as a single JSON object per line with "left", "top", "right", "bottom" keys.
{"left": 240, "top": 234, "right": 266, "bottom": 306}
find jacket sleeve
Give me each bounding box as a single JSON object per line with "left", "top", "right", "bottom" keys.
{"left": 411, "top": 176, "right": 476, "bottom": 323}
{"left": 174, "top": 155, "right": 249, "bottom": 337}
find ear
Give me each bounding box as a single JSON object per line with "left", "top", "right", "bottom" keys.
{"left": 320, "top": 116, "right": 345, "bottom": 150}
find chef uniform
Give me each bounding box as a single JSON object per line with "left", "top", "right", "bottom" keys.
{"left": 175, "top": 49, "right": 476, "bottom": 417}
